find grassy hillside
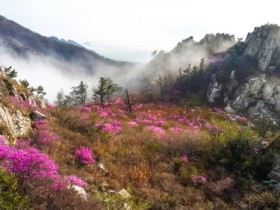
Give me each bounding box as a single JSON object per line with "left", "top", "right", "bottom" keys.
{"left": 0, "top": 78, "right": 279, "bottom": 209}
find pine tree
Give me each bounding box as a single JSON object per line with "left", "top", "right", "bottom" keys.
{"left": 71, "top": 81, "right": 88, "bottom": 105}
{"left": 93, "top": 77, "right": 108, "bottom": 108}
{"left": 55, "top": 90, "right": 64, "bottom": 107}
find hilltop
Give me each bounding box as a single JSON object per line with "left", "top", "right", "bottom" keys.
{"left": 0, "top": 15, "right": 132, "bottom": 74}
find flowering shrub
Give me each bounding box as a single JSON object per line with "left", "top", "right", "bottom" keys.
{"left": 65, "top": 175, "right": 88, "bottom": 188}
{"left": 145, "top": 126, "right": 165, "bottom": 136}
{"left": 155, "top": 120, "right": 166, "bottom": 126}
{"left": 33, "top": 120, "right": 59, "bottom": 146}
{"left": 187, "top": 122, "right": 199, "bottom": 129}
{"left": 99, "top": 120, "right": 122, "bottom": 135}
{"left": 74, "top": 146, "right": 96, "bottom": 165}
{"left": 169, "top": 127, "right": 184, "bottom": 132}
{"left": 191, "top": 175, "right": 207, "bottom": 186}
{"left": 180, "top": 155, "right": 189, "bottom": 164}
{"left": 212, "top": 107, "right": 225, "bottom": 114}
{"left": 203, "top": 122, "right": 219, "bottom": 135}
{"left": 127, "top": 121, "right": 138, "bottom": 127}
{"left": 10, "top": 96, "right": 36, "bottom": 110}
{"left": 234, "top": 115, "right": 248, "bottom": 123}
{"left": 80, "top": 106, "right": 91, "bottom": 112}
{"left": 0, "top": 143, "right": 59, "bottom": 182}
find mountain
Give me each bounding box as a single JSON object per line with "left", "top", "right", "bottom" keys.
{"left": 203, "top": 24, "right": 280, "bottom": 122}
{"left": 243, "top": 24, "right": 280, "bottom": 71}
{"left": 48, "top": 36, "right": 85, "bottom": 49}
{"left": 0, "top": 15, "right": 132, "bottom": 74}
{"left": 145, "top": 33, "right": 236, "bottom": 77}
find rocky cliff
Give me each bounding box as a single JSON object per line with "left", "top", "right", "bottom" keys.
{"left": 206, "top": 24, "right": 280, "bottom": 123}
{"left": 0, "top": 69, "right": 46, "bottom": 141}
{"left": 243, "top": 24, "right": 280, "bottom": 71}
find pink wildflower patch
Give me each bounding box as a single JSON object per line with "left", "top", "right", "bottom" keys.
{"left": 127, "top": 121, "right": 138, "bottom": 127}
{"left": 65, "top": 175, "right": 88, "bottom": 188}
{"left": 33, "top": 120, "right": 59, "bottom": 146}
{"left": 146, "top": 126, "right": 165, "bottom": 136}
{"left": 99, "top": 111, "right": 109, "bottom": 117}
{"left": 102, "top": 123, "right": 122, "bottom": 134}
{"left": 75, "top": 146, "right": 96, "bottom": 165}
{"left": 234, "top": 115, "right": 248, "bottom": 123}
{"left": 192, "top": 175, "right": 207, "bottom": 186}
{"left": 213, "top": 107, "right": 225, "bottom": 114}
{"left": 203, "top": 122, "right": 219, "bottom": 135}
{"left": 155, "top": 120, "right": 166, "bottom": 126}
{"left": 10, "top": 96, "right": 36, "bottom": 109}
{"left": 188, "top": 122, "right": 199, "bottom": 129}
{"left": 180, "top": 155, "right": 189, "bottom": 164}
{"left": 80, "top": 106, "right": 91, "bottom": 112}
{"left": 169, "top": 127, "right": 184, "bottom": 132}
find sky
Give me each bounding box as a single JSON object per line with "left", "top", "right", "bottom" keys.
{"left": 1, "top": 0, "right": 280, "bottom": 62}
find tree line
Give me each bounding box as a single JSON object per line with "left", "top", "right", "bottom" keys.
{"left": 55, "top": 77, "right": 122, "bottom": 108}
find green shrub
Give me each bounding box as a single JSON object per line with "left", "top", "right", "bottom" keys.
{"left": 0, "top": 170, "right": 31, "bottom": 209}
{"left": 216, "top": 128, "right": 259, "bottom": 176}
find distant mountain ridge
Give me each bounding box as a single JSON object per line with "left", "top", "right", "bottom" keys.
{"left": 48, "top": 36, "right": 85, "bottom": 49}
{"left": 0, "top": 15, "right": 132, "bottom": 74}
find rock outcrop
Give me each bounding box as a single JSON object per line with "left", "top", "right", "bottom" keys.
{"left": 205, "top": 24, "right": 280, "bottom": 122}
{"left": 207, "top": 72, "right": 280, "bottom": 121}
{"left": 0, "top": 105, "right": 31, "bottom": 139}
{"left": 243, "top": 24, "right": 280, "bottom": 71}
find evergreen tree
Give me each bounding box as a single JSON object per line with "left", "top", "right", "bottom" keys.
{"left": 71, "top": 81, "right": 88, "bottom": 106}
{"left": 93, "top": 77, "right": 108, "bottom": 108}
{"left": 19, "top": 79, "right": 30, "bottom": 88}
{"left": 55, "top": 90, "right": 65, "bottom": 107}
{"left": 2, "top": 66, "right": 17, "bottom": 79}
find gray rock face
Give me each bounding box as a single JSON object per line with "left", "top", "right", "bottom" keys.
{"left": 0, "top": 105, "right": 31, "bottom": 139}
{"left": 207, "top": 74, "right": 224, "bottom": 104}
{"left": 243, "top": 24, "right": 280, "bottom": 71}
{"left": 207, "top": 73, "right": 280, "bottom": 121}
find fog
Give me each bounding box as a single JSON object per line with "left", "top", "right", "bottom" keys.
{"left": 0, "top": 34, "right": 236, "bottom": 104}
{"left": 0, "top": 46, "right": 146, "bottom": 104}
{"left": 145, "top": 35, "right": 236, "bottom": 80}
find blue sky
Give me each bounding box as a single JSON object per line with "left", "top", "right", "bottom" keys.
{"left": 1, "top": 0, "right": 280, "bottom": 62}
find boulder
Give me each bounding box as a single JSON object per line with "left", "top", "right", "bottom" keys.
{"left": 69, "top": 185, "right": 87, "bottom": 200}
{"left": 225, "top": 105, "right": 235, "bottom": 113}
{"left": 207, "top": 74, "right": 224, "bottom": 104}
{"left": 30, "top": 110, "right": 47, "bottom": 121}
{"left": 262, "top": 84, "right": 274, "bottom": 100}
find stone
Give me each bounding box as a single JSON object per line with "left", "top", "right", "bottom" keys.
{"left": 248, "top": 76, "right": 266, "bottom": 96}
{"left": 30, "top": 110, "right": 47, "bottom": 121}
{"left": 118, "top": 189, "right": 131, "bottom": 199}
{"left": 262, "top": 84, "right": 274, "bottom": 100}
{"left": 28, "top": 96, "right": 37, "bottom": 107}
{"left": 230, "top": 70, "right": 235, "bottom": 80}
{"left": 231, "top": 84, "right": 250, "bottom": 110}
{"left": 37, "top": 99, "right": 47, "bottom": 109}
{"left": 224, "top": 105, "right": 235, "bottom": 113}
{"left": 69, "top": 185, "right": 87, "bottom": 200}
{"left": 0, "top": 105, "right": 31, "bottom": 139}
{"left": 207, "top": 74, "right": 224, "bottom": 104}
